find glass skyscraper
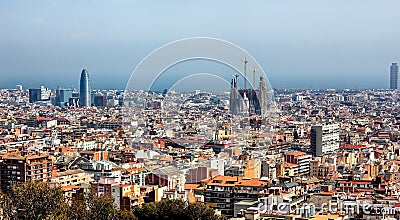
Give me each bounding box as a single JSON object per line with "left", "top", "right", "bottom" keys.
{"left": 28, "top": 86, "right": 51, "bottom": 103}
{"left": 390, "top": 63, "right": 398, "bottom": 90}
{"left": 56, "top": 88, "right": 73, "bottom": 107}
{"left": 79, "top": 69, "right": 91, "bottom": 107}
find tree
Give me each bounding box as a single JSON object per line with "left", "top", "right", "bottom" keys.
{"left": 59, "top": 193, "right": 90, "bottom": 220}
{"left": 57, "top": 188, "right": 138, "bottom": 220}
{"left": 132, "top": 202, "right": 158, "bottom": 220}
{"left": 89, "top": 195, "right": 119, "bottom": 220}
{"left": 1, "top": 181, "right": 66, "bottom": 220}
{"left": 114, "top": 209, "right": 138, "bottom": 220}
{"left": 155, "top": 199, "right": 186, "bottom": 219}
{"left": 0, "top": 191, "right": 14, "bottom": 220}
{"left": 1, "top": 182, "right": 222, "bottom": 220}
{"left": 0, "top": 182, "right": 138, "bottom": 220}
{"left": 185, "top": 203, "right": 225, "bottom": 220}
{"left": 133, "top": 199, "right": 226, "bottom": 220}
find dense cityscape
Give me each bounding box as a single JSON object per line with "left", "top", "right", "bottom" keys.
{"left": 2, "top": 1, "right": 400, "bottom": 219}
{"left": 0, "top": 62, "right": 399, "bottom": 219}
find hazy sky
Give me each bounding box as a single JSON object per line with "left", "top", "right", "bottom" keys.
{"left": 1, "top": 0, "right": 400, "bottom": 90}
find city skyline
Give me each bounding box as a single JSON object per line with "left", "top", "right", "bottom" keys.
{"left": 2, "top": 2, "right": 400, "bottom": 219}
{"left": 1, "top": 1, "right": 400, "bottom": 90}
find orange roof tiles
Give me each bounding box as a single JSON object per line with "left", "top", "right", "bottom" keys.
{"left": 184, "top": 184, "right": 200, "bottom": 190}
{"left": 284, "top": 163, "right": 298, "bottom": 168}
{"left": 205, "top": 176, "right": 269, "bottom": 188}
{"left": 237, "top": 178, "right": 268, "bottom": 187}
{"left": 37, "top": 117, "right": 53, "bottom": 121}
{"left": 287, "top": 151, "right": 306, "bottom": 156}
{"left": 61, "top": 185, "right": 81, "bottom": 191}
{"left": 340, "top": 145, "right": 365, "bottom": 149}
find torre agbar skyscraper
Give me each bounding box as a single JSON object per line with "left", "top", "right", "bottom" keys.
{"left": 390, "top": 63, "right": 398, "bottom": 90}
{"left": 79, "top": 69, "right": 91, "bottom": 107}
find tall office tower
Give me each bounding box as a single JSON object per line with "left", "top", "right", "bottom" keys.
{"left": 79, "top": 69, "right": 91, "bottom": 107}
{"left": 310, "top": 123, "right": 340, "bottom": 156}
{"left": 28, "top": 86, "right": 51, "bottom": 103}
{"left": 94, "top": 94, "right": 107, "bottom": 107}
{"left": 55, "top": 88, "right": 74, "bottom": 107}
{"left": 390, "top": 63, "right": 398, "bottom": 90}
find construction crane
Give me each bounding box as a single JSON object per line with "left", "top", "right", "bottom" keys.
{"left": 241, "top": 58, "right": 248, "bottom": 90}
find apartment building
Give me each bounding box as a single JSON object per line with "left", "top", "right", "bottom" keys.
{"left": 284, "top": 151, "right": 312, "bottom": 176}
{"left": 311, "top": 124, "right": 340, "bottom": 156}
{"left": 0, "top": 153, "right": 52, "bottom": 191}
{"left": 50, "top": 169, "right": 94, "bottom": 186}
{"left": 204, "top": 176, "right": 268, "bottom": 217}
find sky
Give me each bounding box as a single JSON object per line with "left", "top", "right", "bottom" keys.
{"left": 1, "top": 0, "right": 400, "bottom": 91}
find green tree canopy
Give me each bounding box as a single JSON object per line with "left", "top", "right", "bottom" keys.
{"left": 0, "top": 182, "right": 137, "bottom": 220}
{"left": 1, "top": 181, "right": 65, "bottom": 220}
{"left": 133, "top": 199, "right": 226, "bottom": 220}
{"left": 1, "top": 182, "right": 224, "bottom": 220}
